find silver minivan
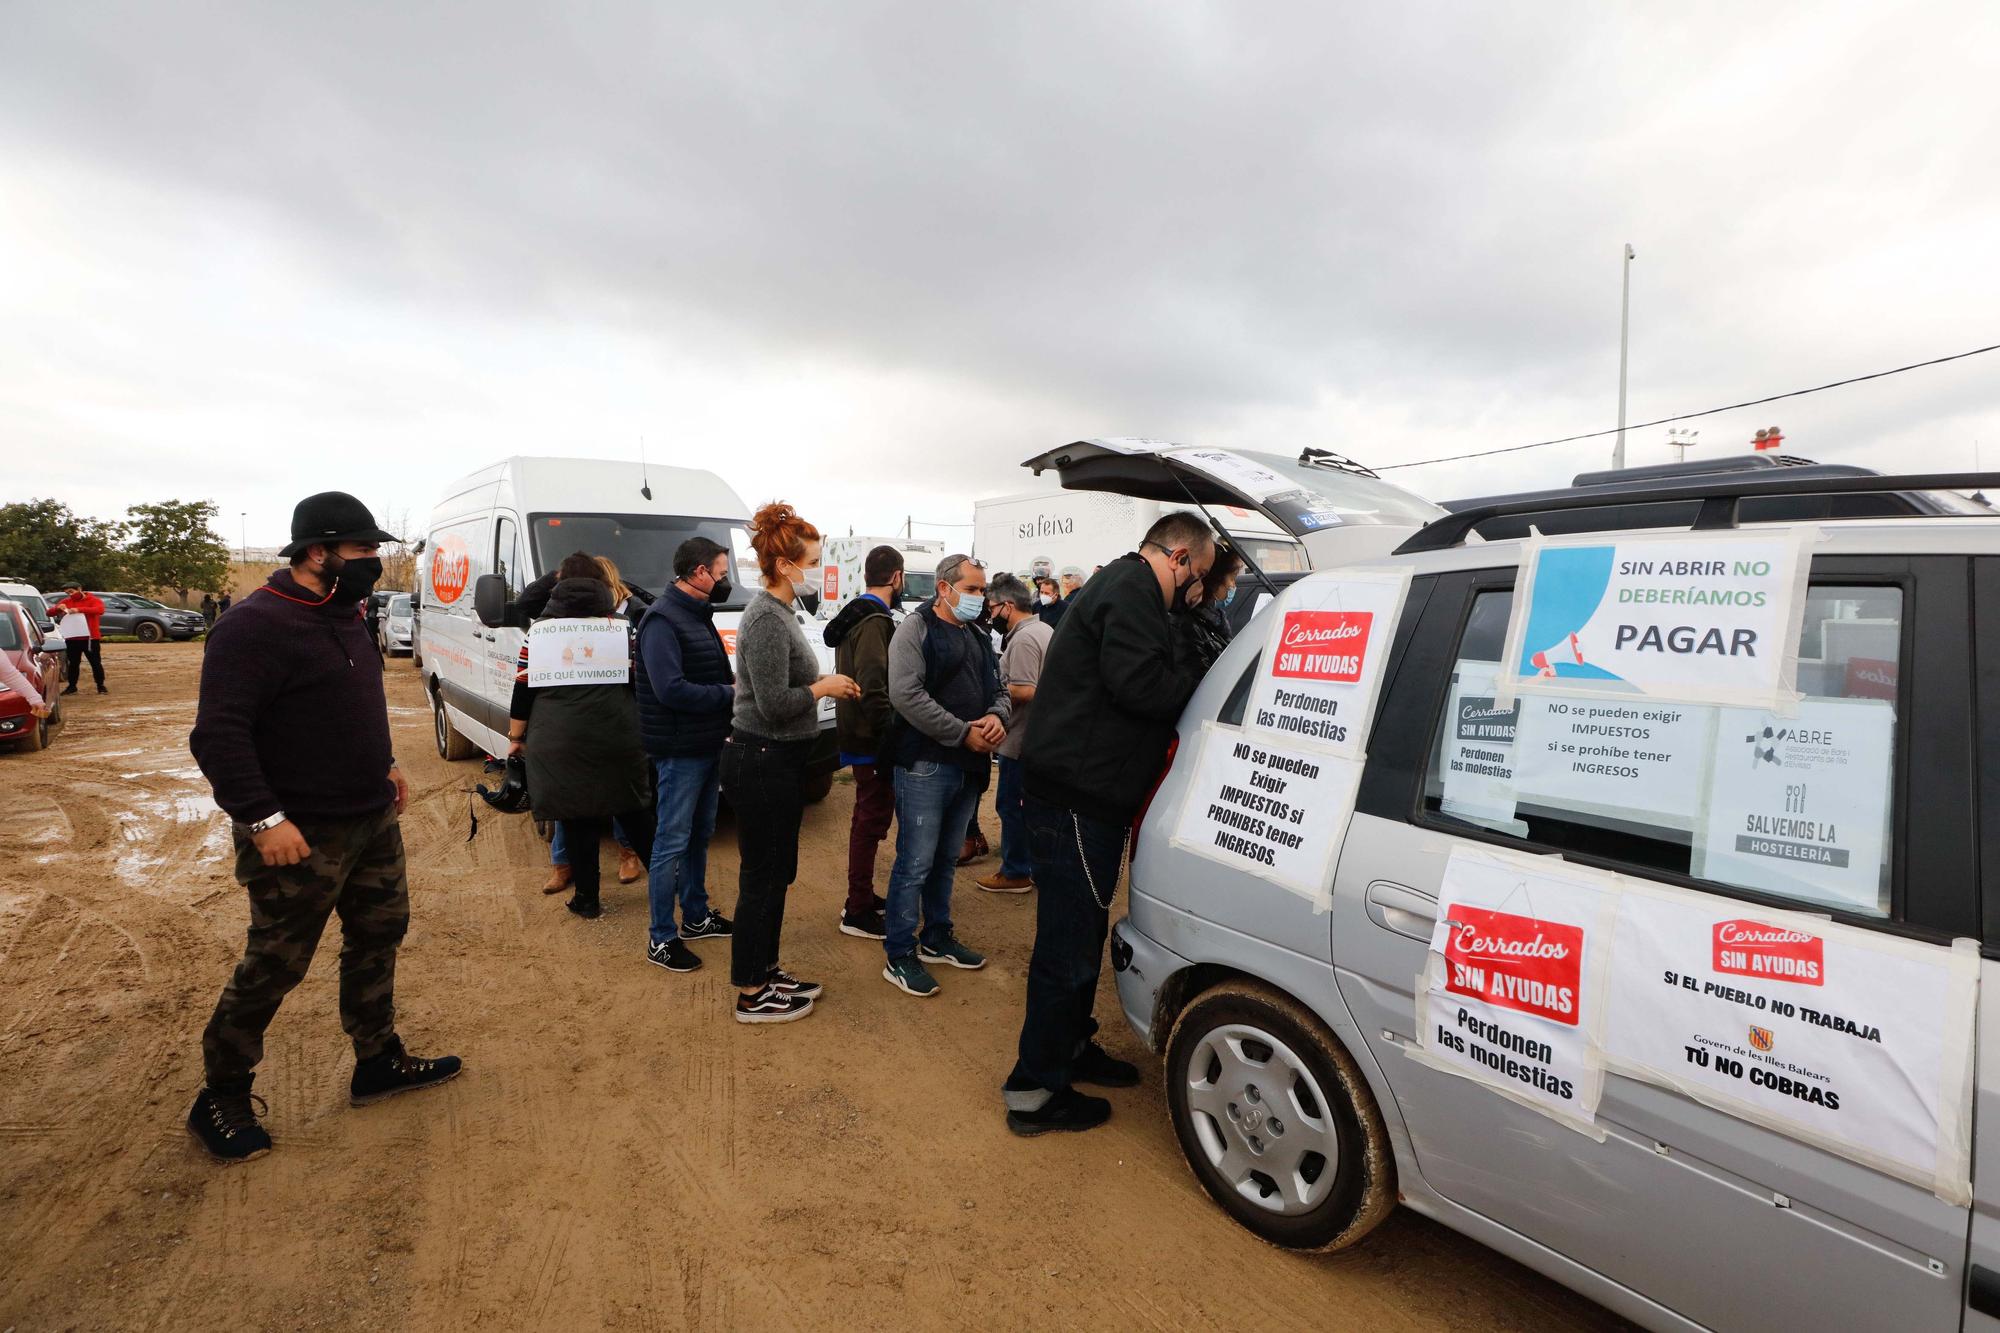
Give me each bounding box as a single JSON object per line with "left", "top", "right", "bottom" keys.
{"left": 1111, "top": 468, "right": 2000, "bottom": 1331}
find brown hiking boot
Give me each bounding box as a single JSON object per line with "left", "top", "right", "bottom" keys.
{"left": 617, "top": 848, "right": 644, "bottom": 884}
{"left": 975, "top": 872, "right": 1033, "bottom": 894}
{"left": 542, "top": 863, "right": 573, "bottom": 895}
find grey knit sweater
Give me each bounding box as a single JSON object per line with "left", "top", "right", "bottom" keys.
{"left": 730, "top": 591, "right": 821, "bottom": 741}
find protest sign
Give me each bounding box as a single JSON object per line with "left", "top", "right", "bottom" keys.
{"left": 1168, "top": 721, "right": 1361, "bottom": 911}
{"left": 1513, "top": 695, "right": 1715, "bottom": 832}
{"left": 1244, "top": 569, "right": 1409, "bottom": 759}
{"left": 526, "top": 617, "right": 630, "bottom": 687}
{"left": 1693, "top": 698, "right": 1894, "bottom": 913}
{"left": 1601, "top": 883, "right": 1976, "bottom": 1203}
{"left": 1439, "top": 661, "right": 1524, "bottom": 829}
{"left": 1411, "top": 847, "right": 1617, "bottom": 1133}
{"left": 1498, "top": 529, "right": 1814, "bottom": 711}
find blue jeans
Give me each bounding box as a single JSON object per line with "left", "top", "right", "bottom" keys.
{"left": 550, "top": 820, "right": 630, "bottom": 866}
{"left": 884, "top": 760, "right": 980, "bottom": 960}
{"left": 996, "top": 756, "right": 1030, "bottom": 878}
{"left": 647, "top": 753, "right": 720, "bottom": 946}
{"left": 1005, "top": 798, "right": 1126, "bottom": 1099}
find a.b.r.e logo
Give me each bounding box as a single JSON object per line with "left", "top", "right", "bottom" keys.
{"left": 1272, "top": 610, "right": 1372, "bottom": 683}
{"left": 430, "top": 534, "right": 470, "bottom": 604}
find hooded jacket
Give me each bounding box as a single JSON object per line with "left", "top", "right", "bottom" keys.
{"left": 189, "top": 568, "right": 394, "bottom": 824}
{"left": 508, "top": 577, "right": 650, "bottom": 821}
{"left": 1022, "top": 552, "right": 1205, "bottom": 825}
{"left": 822, "top": 593, "right": 896, "bottom": 762}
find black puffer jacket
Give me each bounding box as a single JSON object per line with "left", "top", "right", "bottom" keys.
{"left": 509, "top": 577, "right": 650, "bottom": 821}
{"left": 1022, "top": 553, "right": 1205, "bottom": 824}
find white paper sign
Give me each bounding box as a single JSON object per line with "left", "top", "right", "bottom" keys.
{"left": 1244, "top": 569, "right": 1409, "bottom": 759}
{"left": 1694, "top": 698, "right": 1894, "bottom": 913}
{"left": 57, "top": 612, "right": 90, "bottom": 639}
{"left": 1411, "top": 848, "right": 1615, "bottom": 1132}
{"left": 1601, "top": 884, "right": 1976, "bottom": 1203}
{"left": 1167, "top": 721, "right": 1361, "bottom": 911}
{"left": 1439, "top": 660, "right": 1523, "bottom": 828}
{"left": 526, "top": 617, "right": 631, "bottom": 687}
{"left": 1513, "top": 694, "right": 1715, "bottom": 831}
{"left": 1499, "top": 530, "right": 1813, "bottom": 711}
{"left": 1167, "top": 447, "right": 1293, "bottom": 501}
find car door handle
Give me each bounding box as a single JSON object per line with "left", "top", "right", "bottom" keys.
{"left": 1365, "top": 881, "right": 1437, "bottom": 942}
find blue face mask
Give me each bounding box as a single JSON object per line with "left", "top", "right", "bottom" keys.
{"left": 952, "top": 589, "right": 985, "bottom": 623}
{"left": 1222, "top": 588, "right": 1237, "bottom": 607}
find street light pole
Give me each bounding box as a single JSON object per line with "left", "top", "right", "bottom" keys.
{"left": 240, "top": 512, "right": 247, "bottom": 564}
{"left": 1613, "top": 243, "right": 1635, "bottom": 471}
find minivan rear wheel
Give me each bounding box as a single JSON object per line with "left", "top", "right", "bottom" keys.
{"left": 1165, "top": 981, "right": 1395, "bottom": 1251}
{"left": 433, "top": 692, "right": 478, "bottom": 761}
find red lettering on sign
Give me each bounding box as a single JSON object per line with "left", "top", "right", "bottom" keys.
{"left": 1270, "top": 611, "right": 1373, "bottom": 682}
{"left": 1712, "top": 919, "right": 1824, "bottom": 985}
{"left": 1842, "top": 656, "right": 1897, "bottom": 701}
{"left": 824, "top": 567, "right": 838, "bottom": 601}
{"left": 720, "top": 628, "right": 738, "bottom": 657}
{"left": 1442, "top": 905, "right": 1583, "bottom": 1025}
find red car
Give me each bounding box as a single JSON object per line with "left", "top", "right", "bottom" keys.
{"left": 0, "top": 598, "right": 62, "bottom": 751}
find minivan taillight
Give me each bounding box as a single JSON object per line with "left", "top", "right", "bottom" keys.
{"left": 1129, "top": 732, "right": 1180, "bottom": 865}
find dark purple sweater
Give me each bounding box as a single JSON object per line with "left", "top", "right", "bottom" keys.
{"left": 189, "top": 569, "right": 395, "bottom": 825}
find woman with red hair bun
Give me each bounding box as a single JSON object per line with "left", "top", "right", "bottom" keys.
{"left": 720, "top": 502, "right": 860, "bottom": 1024}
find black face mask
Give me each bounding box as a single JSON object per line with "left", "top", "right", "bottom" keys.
{"left": 707, "top": 576, "right": 733, "bottom": 604}
{"left": 888, "top": 580, "right": 905, "bottom": 610}
{"left": 1168, "top": 555, "right": 1197, "bottom": 614}
{"left": 324, "top": 555, "right": 383, "bottom": 606}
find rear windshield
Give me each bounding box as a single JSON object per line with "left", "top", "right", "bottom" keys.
{"left": 530, "top": 514, "right": 754, "bottom": 610}
{"left": 1225, "top": 450, "right": 1446, "bottom": 531}
{"left": 390, "top": 595, "right": 412, "bottom": 614}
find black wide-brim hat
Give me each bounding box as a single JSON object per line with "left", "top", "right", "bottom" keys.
{"left": 278, "top": 491, "right": 397, "bottom": 558}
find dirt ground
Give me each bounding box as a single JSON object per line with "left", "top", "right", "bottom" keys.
{"left": 0, "top": 644, "right": 1628, "bottom": 1332}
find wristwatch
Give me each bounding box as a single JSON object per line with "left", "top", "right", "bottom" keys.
{"left": 247, "top": 812, "right": 289, "bottom": 835}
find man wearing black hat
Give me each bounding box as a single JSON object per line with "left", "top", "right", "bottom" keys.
{"left": 186, "top": 492, "right": 460, "bottom": 1163}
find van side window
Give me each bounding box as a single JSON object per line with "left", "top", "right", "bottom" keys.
{"left": 494, "top": 517, "right": 520, "bottom": 592}
{"left": 1422, "top": 584, "right": 1902, "bottom": 919}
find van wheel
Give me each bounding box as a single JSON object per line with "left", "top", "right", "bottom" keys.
{"left": 135, "top": 620, "right": 164, "bottom": 643}
{"left": 1165, "top": 981, "right": 1395, "bottom": 1251}
{"left": 433, "top": 693, "right": 477, "bottom": 761}
{"left": 801, "top": 769, "right": 834, "bottom": 804}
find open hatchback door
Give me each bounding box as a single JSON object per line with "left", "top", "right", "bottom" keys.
{"left": 1020, "top": 438, "right": 1444, "bottom": 570}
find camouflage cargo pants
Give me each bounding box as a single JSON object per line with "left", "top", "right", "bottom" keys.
{"left": 201, "top": 807, "right": 409, "bottom": 1088}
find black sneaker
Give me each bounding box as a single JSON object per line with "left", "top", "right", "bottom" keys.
{"left": 838, "top": 907, "right": 887, "bottom": 940}
{"left": 735, "top": 984, "right": 814, "bottom": 1024}
{"left": 566, "top": 894, "right": 601, "bottom": 920}
{"left": 918, "top": 933, "right": 986, "bottom": 970}
{"left": 680, "top": 911, "right": 733, "bottom": 941}
{"left": 1074, "top": 1041, "right": 1141, "bottom": 1088}
{"left": 61, "top": 685, "right": 77, "bottom": 695}
{"left": 767, "top": 967, "right": 822, "bottom": 1000}
{"left": 96, "top": 684, "right": 108, "bottom": 694}
{"left": 350, "top": 1038, "right": 463, "bottom": 1106}
{"left": 1006, "top": 1087, "right": 1112, "bottom": 1137}
{"left": 186, "top": 1080, "right": 272, "bottom": 1163}
{"left": 647, "top": 938, "right": 702, "bottom": 973}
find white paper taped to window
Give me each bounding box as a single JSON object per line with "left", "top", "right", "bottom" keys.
{"left": 1496, "top": 527, "right": 1817, "bottom": 714}
{"left": 1243, "top": 568, "right": 1411, "bottom": 762}
{"left": 1166, "top": 720, "right": 1361, "bottom": 913}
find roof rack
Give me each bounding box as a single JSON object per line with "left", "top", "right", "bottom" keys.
{"left": 1395, "top": 471, "right": 2000, "bottom": 555}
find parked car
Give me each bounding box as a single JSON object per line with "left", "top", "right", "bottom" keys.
{"left": 0, "top": 598, "right": 62, "bottom": 751}
{"left": 1110, "top": 465, "right": 2000, "bottom": 1331}
{"left": 378, "top": 593, "right": 414, "bottom": 656}
{"left": 92, "top": 592, "right": 207, "bottom": 642}
{"left": 0, "top": 580, "right": 58, "bottom": 643}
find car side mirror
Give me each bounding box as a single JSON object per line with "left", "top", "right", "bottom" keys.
{"left": 473, "top": 574, "right": 508, "bottom": 628}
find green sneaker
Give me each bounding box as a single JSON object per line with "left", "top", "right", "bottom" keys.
{"left": 918, "top": 933, "right": 987, "bottom": 971}
{"left": 882, "top": 955, "right": 940, "bottom": 997}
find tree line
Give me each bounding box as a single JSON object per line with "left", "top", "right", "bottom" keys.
{"left": 0, "top": 497, "right": 234, "bottom": 603}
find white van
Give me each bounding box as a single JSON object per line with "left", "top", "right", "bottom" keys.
{"left": 814, "top": 536, "right": 944, "bottom": 619}
{"left": 418, "top": 456, "right": 839, "bottom": 793}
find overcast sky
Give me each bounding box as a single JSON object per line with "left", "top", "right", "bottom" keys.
{"left": 3, "top": 2, "right": 1995, "bottom": 553}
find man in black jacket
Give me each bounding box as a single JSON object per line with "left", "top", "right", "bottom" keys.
{"left": 822, "top": 545, "right": 904, "bottom": 939}
{"left": 186, "top": 492, "right": 460, "bottom": 1164}
{"left": 1003, "top": 512, "right": 1212, "bottom": 1135}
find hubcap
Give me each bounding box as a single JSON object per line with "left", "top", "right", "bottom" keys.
{"left": 1183, "top": 1022, "right": 1339, "bottom": 1215}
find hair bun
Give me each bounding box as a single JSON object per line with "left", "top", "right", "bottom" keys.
{"left": 750, "top": 500, "right": 798, "bottom": 535}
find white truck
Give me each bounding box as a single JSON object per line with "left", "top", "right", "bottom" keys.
{"left": 973, "top": 484, "right": 1310, "bottom": 583}
{"left": 418, "top": 455, "right": 840, "bottom": 797}
{"left": 814, "top": 536, "right": 945, "bottom": 618}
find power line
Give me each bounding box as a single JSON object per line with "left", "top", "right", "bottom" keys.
{"left": 1376, "top": 340, "right": 2000, "bottom": 472}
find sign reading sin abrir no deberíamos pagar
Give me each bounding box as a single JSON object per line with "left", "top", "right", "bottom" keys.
{"left": 1497, "top": 529, "right": 1817, "bottom": 713}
